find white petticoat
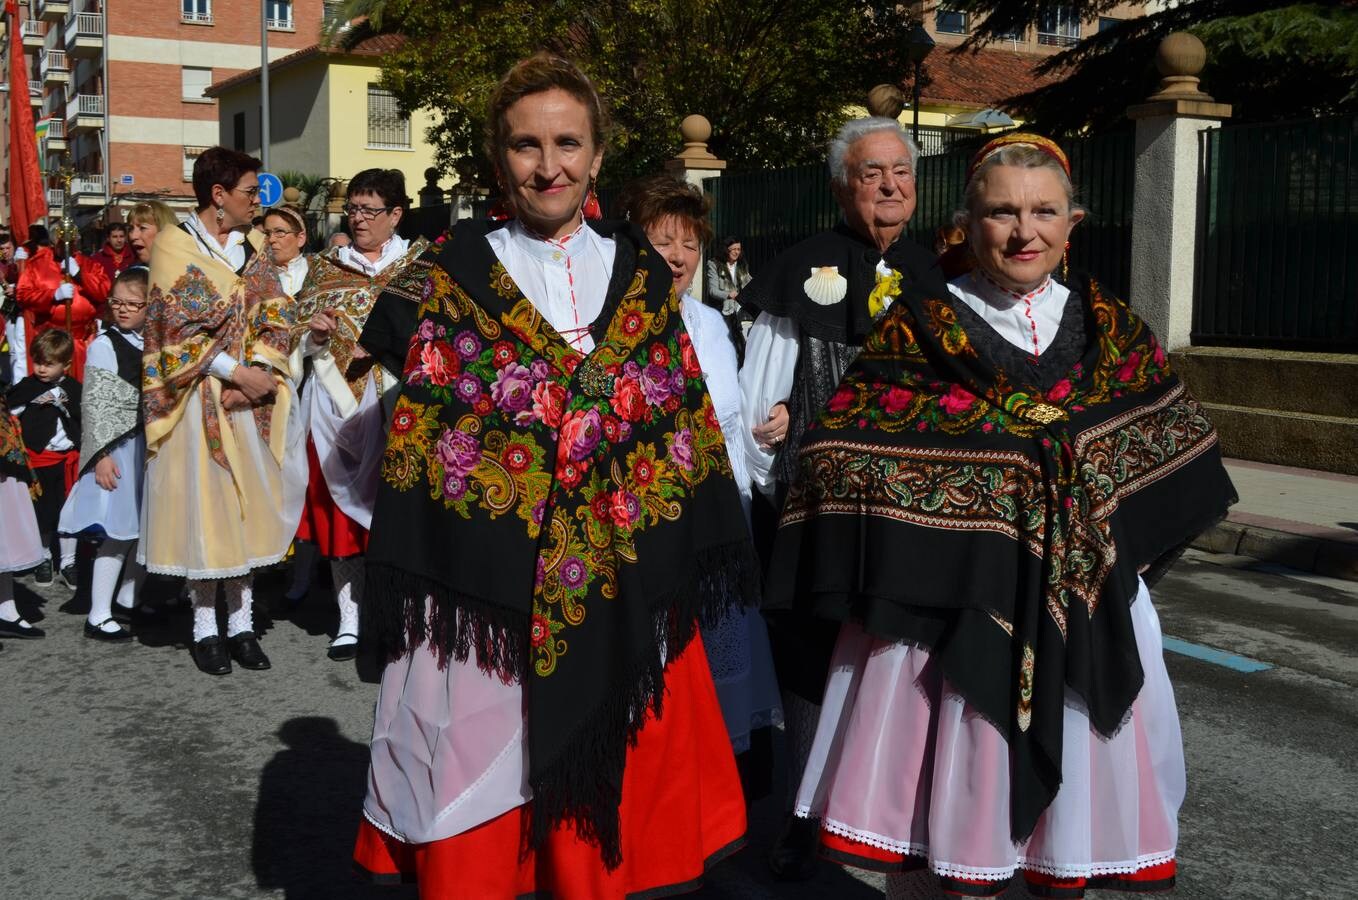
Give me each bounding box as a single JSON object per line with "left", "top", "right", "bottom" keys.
{"left": 699, "top": 605, "right": 783, "bottom": 754}
{"left": 0, "top": 475, "right": 44, "bottom": 572}
{"left": 58, "top": 432, "right": 145, "bottom": 542}
{"left": 795, "top": 579, "right": 1184, "bottom": 883}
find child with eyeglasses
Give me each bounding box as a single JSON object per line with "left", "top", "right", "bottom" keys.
{"left": 57, "top": 269, "right": 151, "bottom": 640}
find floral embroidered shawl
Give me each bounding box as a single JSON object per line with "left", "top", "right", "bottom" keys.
{"left": 361, "top": 219, "right": 757, "bottom": 867}
{"left": 288, "top": 237, "right": 429, "bottom": 403}
{"left": 142, "top": 225, "right": 293, "bottom": 473}
{"left": 0, "top": 396, "right": 33, "bottom": 485}
{"left": 767, "top": 273, "right": 1236, "bottom": 841}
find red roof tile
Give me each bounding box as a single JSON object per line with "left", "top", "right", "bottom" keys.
{"left": 916, "top": 46, "right": 1061, "bottom": 110}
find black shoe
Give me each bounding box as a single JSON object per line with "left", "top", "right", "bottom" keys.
{"left": 59, "top": 563, "right": 78, "bottom": 590}
{"left": 84, "top": 618, "right": 133, "bottom": 642}
{"left": 767, "top": 814, "right": 821, "bottom": 882}
{"left": 192, "top": 636, "right": 232, "bottom": 675}
{"left": 327, "top": 634, "right": 359, "bottom": 661}
{"left": 32, "top": 560, "right": 53, "bottom": 586}
{"left": 228, "top": 632, "right": 271, "bottom": 670}
{"left": 0, "top": 617, "right": 45, "bottom": 639}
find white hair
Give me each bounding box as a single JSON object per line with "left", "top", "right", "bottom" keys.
{"left": 828, "top": 117, "right": 920, "bottom": 186}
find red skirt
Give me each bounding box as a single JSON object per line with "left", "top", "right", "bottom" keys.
{"left": 295, "top": 438, "right": 368, "bottom": 558}
{"left": 353, "top": 635, "right": 748, "bottom": 899}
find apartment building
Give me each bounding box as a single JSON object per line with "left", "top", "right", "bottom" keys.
{"left": 3, "top": 0, "right": 327, "bottom": 236}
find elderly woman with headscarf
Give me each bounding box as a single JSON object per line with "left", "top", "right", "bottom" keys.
{"left": 767, "top": 133, "right": 1236, "bottom": 898}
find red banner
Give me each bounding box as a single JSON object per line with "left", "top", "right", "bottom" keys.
{"left": 7, "top": 0, "right": 47, "bottom": 241}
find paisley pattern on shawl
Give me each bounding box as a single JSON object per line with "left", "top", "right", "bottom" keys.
{"left": 363, "top": 219, "right": 757, "bottom": 870}
{"left": 289, "top": 237, "right": 430, "bottom": 402}
{"left": 768, "top": 274, "right": 1236, "bottom": 844}
{"left": 142, "top": 226, "right": 293, "bottom": 472}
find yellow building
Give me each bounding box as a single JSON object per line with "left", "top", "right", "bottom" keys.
{"left": 205, "top": 34, "right": 442, "bottom": 198}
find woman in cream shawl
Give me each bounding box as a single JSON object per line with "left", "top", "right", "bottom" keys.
{"left": 140, "top": 147, "right": 306, "bottom": 676}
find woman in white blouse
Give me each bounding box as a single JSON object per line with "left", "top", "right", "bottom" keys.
{"left": 262, "top": 204, "right": 310, "bottom": 299}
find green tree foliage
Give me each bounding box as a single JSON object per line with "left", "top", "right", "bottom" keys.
{"left": 944, "top": 1, "right": 1358, "bottom": 134}
{"left": 328, "top": 0, "right": 922, "bottom": 187}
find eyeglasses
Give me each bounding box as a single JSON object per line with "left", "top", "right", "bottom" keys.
{"left": 232, "top": 186, "right": 261, "bottom": 199}
{"left": 344, "top": 203, "right": 393, "bottom": 220}
{"left": 108, "top": 296, "right": 148, "bottom": 310}
{"left": 263, "top": 228, "right": 301, "bottom": 239}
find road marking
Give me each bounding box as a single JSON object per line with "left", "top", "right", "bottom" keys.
{"left": 1163, "top": 637, "right": 1273, "bottom": 673}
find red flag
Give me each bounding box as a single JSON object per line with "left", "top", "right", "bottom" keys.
{"left": 7, "top": 0, "right": 47, "bottom": 241}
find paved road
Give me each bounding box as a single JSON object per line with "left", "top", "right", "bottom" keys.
{"left": 1, "top": 550, "right": 1354, "bottom": 899}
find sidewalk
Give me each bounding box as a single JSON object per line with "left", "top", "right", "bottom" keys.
{"left": 1192, "top": 458, "right": 1358, "bottom": 581}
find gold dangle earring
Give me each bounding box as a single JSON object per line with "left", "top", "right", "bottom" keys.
{"left": 216, "top": 205, "right": 226, "bottom": 224}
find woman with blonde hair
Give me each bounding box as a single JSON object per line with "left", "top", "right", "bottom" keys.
{"left": 126, "top": 201, "right": 179, "bottom": 267}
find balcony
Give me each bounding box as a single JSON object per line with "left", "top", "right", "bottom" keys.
{"left": 266, "top": 16, "right": 292, "bottom": 30}
{"left": 21, "top": 19, "right": 46, "bottom": 49}
{"left": 46, "top": 187, "right": 64, "bottom": 209}
{"left": 44, "top": 116, "right": 66, "bottom": 151}
{"left": 1037, "top": 30, "right": 1078, "bottom": 47}
{"left": 66, "top": 91, "right": 103, "bottom": 131}
{"left": 37, "top": 0, "right": 69, "bottom": 23}
{"left": 64, "top": 12, "right": 102, "bottom": 57}
{"left": 182, "top": 9, "right": 212, "bottom": 24}
{"left": 28, "top": 79, "right": 42, "bottom": 105}
{"left": 71, "top": 173, "right": 106, "bottom": 206}
{"left": 40, "top": 48, "right": 68, "bottom": 85}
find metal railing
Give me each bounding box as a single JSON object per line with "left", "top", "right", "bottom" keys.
{"left": 266, "top": 15, "right": 292, "bottom": 28}
{"left": 181, "top": 9, "right": 212, "bottom": 23}
{"left": 46, "top": 188, "right": 64, "bottom": 208}
{"left": 21, "top": 19, "right": 45, "bottom": 37}
{"left": 40, "top": 48, "right": 67, "bottom": 72}
{"left": 1037, "top": 31, "right": 1078, "bottom": 47}
{"left": 1193, "top": 114, "right": 1358, "bottom": 350}
{"left": 68, "top": 11, "right": 102, "bottom": 36}
{"left": 72, "top": 173, "right": 106, "bottom": 194}
{"left": 68, "top": 92, "right": 104, "bottom": 116}
{"left": 47, "top": 117, "right": 64, "bottom": 137}
{"left": 28, "top": 79, "right": 41, "bottom": 96}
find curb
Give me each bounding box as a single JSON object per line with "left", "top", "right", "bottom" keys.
{"left": 1192, "top": 521, "right": 1358, "bottom": 582}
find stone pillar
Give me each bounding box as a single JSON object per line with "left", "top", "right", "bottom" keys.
{"left": 1127, "top": 32, "right": 1232, "bottom": 351}
{"left": 665, "top": 114, "right": 725, "bottom": 301}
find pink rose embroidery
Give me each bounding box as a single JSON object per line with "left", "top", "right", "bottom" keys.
{"left": 938, "top": 384, "right": 976, "bottom": 415}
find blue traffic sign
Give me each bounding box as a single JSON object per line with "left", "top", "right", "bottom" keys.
{"left": 257, "top": 172, "right": 284, "bottom": 208}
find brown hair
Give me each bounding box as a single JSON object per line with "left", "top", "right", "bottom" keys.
{"left": 113, "top": 267, "right": 150, "bottom": 296}
{"left": 127, "top": 200, "right": 179, "bottom": 232}
{"left": 619, "top": 174, "right": 713, "bottom": 246}
{"left": 192, "top": 146, "right": 263, "bottom": 209}
{"left": 483, "top": 53, "right": 609, "bottom": 169}
{"left": 264, "top": 204, "right": 307, "bottom": 235}
{"left": 31, "top": 328, "right": 75, "bottom": 366}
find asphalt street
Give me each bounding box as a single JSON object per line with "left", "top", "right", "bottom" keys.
{"left": 0, "top": 548, "right": 1354, "bottom": 900}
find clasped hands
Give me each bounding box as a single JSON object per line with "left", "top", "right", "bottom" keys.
{"left": 221, "top": 363, "right": 278, "bottom": 412}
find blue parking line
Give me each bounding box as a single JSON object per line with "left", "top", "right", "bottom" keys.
{"left": 1163, "top": 637, "right": 1273, "bottom": 673}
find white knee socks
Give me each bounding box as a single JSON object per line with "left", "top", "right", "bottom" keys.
{"left": 89, "top": 539, "right": 144, "bottom": 628}
{"left": 0, "top": 572, "right": 17, "bottom": 622}
{"left": 223, "top": 576, "right": 254, "bottom": 638}
{"left": 58, "top": 537, "right": 77, "bottom": 570}
{"left": 330, "top": 557, "right": 363, "bottom": 648}
{"left": 189, "top": 580, "right": 219, "bottom": 641}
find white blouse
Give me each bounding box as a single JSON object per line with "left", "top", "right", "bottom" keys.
{"left": 335, "top": 234, "right": 411, "bottom": 278}
{"left": 276, "top": 254, "right": 310, "bottom": 299}
{"left": 486, "top": 220, "right": 614, "bottom": 354}
{"left": 681, "top": 295, "right": 749, "bottom": 510}
{"left": 947, "top": 271, "right": 1070, "bottom": 357}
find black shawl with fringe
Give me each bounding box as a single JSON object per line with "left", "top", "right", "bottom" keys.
{"left": 361, "top": 219, "right": 757, "bottom": 867}
{"left": 767, "top": 273, "right": 1236, "bottom": 841}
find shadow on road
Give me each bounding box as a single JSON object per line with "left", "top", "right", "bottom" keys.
{"left": 253, "top": 716, "right": 414, "bottom": 899}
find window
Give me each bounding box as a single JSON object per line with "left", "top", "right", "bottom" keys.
{"left": 232, "top": 111, "right": 246, "bottom": 151}
{"left": 181, "top": 66, "right": 212, "bottom": 101}
{"left": 181, "top": 0, "right": 211, "bottom": 23}
{"left": 183, "top": 145, "right": 207, "bottom": 181}
{"left": 266, "top": 0, "right": 292, "bottom": 29}
{"left": 935, "top": 9, "right": 967, "bottom": 34}
{"left": 1098, "top": 16, "right": 1121, "bottom": 33}
{"left": 367, "top": 86, "right": 410, "bottom": 150}
{"left": 1038, "top": 6, "right": 1080, "bottom": 46}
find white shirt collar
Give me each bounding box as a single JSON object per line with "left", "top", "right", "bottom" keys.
{"left": 335, "top": 234, "right": 410, "bottom": 276}
{"left": 185, "top": 213, "right": 248, "bottom": 270}
{"left": 504, "top": 219, "right": 593, "bottom": 265}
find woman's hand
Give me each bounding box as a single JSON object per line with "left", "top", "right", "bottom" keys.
{"left": 94, "top": 456, "right": 121, "bottom": 491}
{"left": 752, "top": 402, "right": 790, "bottom": 451}
{"left": 232, "top": 365, "right": 278, "bottom": 404}
{"left": 310, "top": 309, "right": 339, "bottom": 345}
{"left": 220, "top": 387, "right": 253, "bottom": 411}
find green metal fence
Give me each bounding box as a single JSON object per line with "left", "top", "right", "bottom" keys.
{"left": 709, "top": 129, "right": 1135, "bottom": 299}
{"left": 1194, "top": 115, "right": 1358, "bottom": 350}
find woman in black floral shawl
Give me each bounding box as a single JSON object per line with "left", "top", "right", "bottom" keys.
{"left": 351, "top": 54, "right": 755, "bottom": 898}
{"left": 769, "top": 134, "right": 1235, "bottom": 898}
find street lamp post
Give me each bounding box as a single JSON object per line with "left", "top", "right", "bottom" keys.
{"left": 904, "top": 22, "right": 935, "bottom": 143}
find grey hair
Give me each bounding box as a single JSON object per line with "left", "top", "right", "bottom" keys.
{"left": 828, "top": 117, "right": 920, "bottom": 187}
{"left": 953, "top": 144, "right": 1084, "bottom": 228}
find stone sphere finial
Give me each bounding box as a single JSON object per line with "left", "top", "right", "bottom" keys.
{"left": 680, "top": 114, "right": 712, "bottom": 145}
{"left": 867, "top": 84, "right": 905, "bottom": 120}
{"left": 1148, "top": 32, "right": 1212, "bottom": 102}
{"left": 282, "top": 186, "right": 301, "bottom": 204}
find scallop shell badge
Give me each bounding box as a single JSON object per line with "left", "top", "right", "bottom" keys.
{"left": 803, "top": 266, "right": 848, "bottom": 306}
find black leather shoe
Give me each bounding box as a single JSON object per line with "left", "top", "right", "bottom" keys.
{"left": 0, "top": 617, "right": 46, "bottom": 639}
{"left": 767, "top": 814, "right": 821, "bottom": 882}
{"left": 32, "top": 560, "right": 53, "bottom": 586}
{"left": 192, "top": 636, "right": 232, "bottom": 675}
{"left": 84, "top": 618, "right": 133, "bottom": 642}
{"left": 228, "top": 632, "right": 271, "bottom": 670}
{"left": 327, "top": 634, "right": 359, "bottom": 661}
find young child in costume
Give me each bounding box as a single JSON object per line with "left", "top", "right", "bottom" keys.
{"left": 7, "top": 329, "right": 81, "bottom": 588}
{"left": 58, "top": 269, "right": 149, "bottom": 641}
{"left": 0, "top": 393, "right": 46, "bottom": 641}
